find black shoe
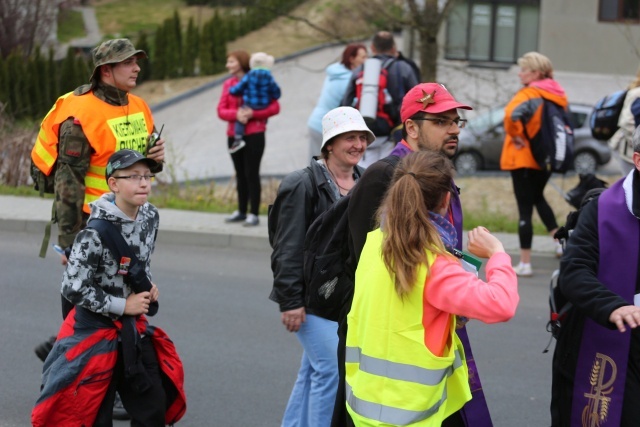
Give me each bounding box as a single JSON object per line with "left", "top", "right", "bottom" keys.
{"left": 225, "top": 211, "right": 247, "bottom": 223}
{"left": 112, "top": 392, "right": 131, "bottom": 420}
{"left": 34, "top": 336, "right": 56, "bottom": 362}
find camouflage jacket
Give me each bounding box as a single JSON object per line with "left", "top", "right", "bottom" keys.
{"left": 61, "top": 193, "right": 159, "bottom": 319}
{"left": 54, "top": 81, "right": 162, "bottom": 248}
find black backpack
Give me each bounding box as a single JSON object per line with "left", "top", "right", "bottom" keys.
{"left": 302, "top": 194, "right": 354, "bottom": 322}
{"left": 543, "top": 185, "right": 606, "bottom": 352}
{"left": 302, "top": 156, "right": 401, "bottom": 321}
{"left": 590, "top": 89, "right": 628, "bottom": 140}
{"left": 528, "top": 100, "right": 574, "bottom": 173}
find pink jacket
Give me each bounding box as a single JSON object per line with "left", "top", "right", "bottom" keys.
{"left": 423, "top": 252, "right": 519, "bottom": 356}
{"left": 217, "top": 76, "right": 280, "bottom": 137}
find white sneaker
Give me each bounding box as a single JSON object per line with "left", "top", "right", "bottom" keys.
{"left": 243, "top": 214, "right": 259, "bottom": 227}
{"left": 513, "top": 263, "right": 533, "bottom": 277}
{"left": 228, "top": 139, "right": 246, "bottom": 154}
{"left": 555, "top": 242, "right": 563, "bottom": 259}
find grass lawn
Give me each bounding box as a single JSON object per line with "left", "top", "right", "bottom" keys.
{"left": 93, "top": 0, "right": 218, "bottom": 37}
{"left": 58, "top": 9, "right": 86, "bottom": 43}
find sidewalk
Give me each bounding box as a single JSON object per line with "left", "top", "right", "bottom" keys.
{"left": 0, "top": 195, "right": 558, "bottom": 257}
{"left": 55, "top": 6, "right": 102, "bottom": 59}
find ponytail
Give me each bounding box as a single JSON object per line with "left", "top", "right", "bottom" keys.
{"left": 378, "top": 151, "right": 455, "bottom": 297}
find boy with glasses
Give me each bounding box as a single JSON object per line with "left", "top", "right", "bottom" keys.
{"left": 32, "top": 149, "right": 186, "bottom": 427}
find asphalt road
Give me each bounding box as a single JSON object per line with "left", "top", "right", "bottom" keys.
{"left": 1, "top": 229, "right": 560, "bottom": 427}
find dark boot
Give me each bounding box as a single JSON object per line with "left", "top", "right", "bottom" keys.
{"left": 34, "top": 336, "right": 56, "bottom": 362}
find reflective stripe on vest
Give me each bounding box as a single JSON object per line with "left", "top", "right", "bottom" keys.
{"left": 31, "top": 92, "right": 74, "bottom": 176}
{"left": 345, "top": 347, "right": 463, "bottom": 425}
{"left": 346, "top": 382, "right": 447, "bottom": 426}
{"left": 345, "top": 346, "right": 463, "bottom": 386}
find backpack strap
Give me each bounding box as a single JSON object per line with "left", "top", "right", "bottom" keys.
{"left": 38, "top": 201, "right": 57, "bottom": 258}
{"left": 86, "top": 218, "right": 158, "bottom": 315}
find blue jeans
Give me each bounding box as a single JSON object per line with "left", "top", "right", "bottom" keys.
{"left": 282, "top": 314, "right": 339, "bottom": 427}
{"left": 234, "top": 120, "right": 246, "bottom": 139}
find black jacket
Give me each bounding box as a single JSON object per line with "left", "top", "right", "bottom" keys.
{"left": 269, "top": 159, "right": 363, "bottom": 313}
{"left": 551, "top": 184, "right": 640, "bottom": 426}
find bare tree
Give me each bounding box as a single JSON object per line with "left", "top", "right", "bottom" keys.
{"left": 406, "top": 0, "right": 457, "bottom": 82}
{"left": 340, "top": 0, "right": 457, "bottom": 82}
{"left": 275, "top": 0, "right": 458, "bottom": 82}
{"left": 0, "top": 0, "right": 57, "bottom": 58}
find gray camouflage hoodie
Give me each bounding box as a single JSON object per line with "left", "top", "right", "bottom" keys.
{"left": 61, "top": 192, "right": 159, "bottom": 319}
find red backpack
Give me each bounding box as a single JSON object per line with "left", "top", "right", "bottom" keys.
{"left": 354, "top": 58, "right": 397, "bottom": 128}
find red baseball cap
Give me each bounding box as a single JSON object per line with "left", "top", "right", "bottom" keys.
{"left": 400, "top": 83, "right": 472, "bottom": 123}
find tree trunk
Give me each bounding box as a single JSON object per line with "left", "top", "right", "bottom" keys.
{"left": 419, "top": 31, "right": 439, "bottom": 82}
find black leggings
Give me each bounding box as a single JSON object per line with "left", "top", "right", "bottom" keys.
{"left": 228, "top": 132, "right": 265, "bottom": 216}
{"left": 510, "top": 168, "right": 558, "bottom": 249}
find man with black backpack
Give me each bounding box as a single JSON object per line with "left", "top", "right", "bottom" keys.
{"left": 330, "top": 83, "right": 499, "bottom": 427}
{"left": 340, "top": 31, "right": 420, "bottom": 138}
{"left": 550, "top": 130, "right": 640, "bottom": 426}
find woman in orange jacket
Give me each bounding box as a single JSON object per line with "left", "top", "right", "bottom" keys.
{"left": 500, "top": 52, "right": 566, "bottom": 276}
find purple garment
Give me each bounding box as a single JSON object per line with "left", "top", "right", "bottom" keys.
{"left": 570, "top": 179, "right": 638, "bottom": 426}
{"left": 389, "top": 140, "right": 493, "bottom": 426}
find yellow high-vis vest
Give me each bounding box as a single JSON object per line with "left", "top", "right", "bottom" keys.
{"left": 31, "top": 91, "right": 154, "bottom": 213}
{"left": 346, "top": 229, "right": 471, "bottom": 426}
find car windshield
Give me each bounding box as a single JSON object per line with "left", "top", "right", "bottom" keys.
{"left": 466, "top": 106, "right": 505, "bottom": 133}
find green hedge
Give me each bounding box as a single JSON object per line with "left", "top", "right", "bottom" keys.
{"left": 1, "top": 2, "right": 304, "bottom": 121}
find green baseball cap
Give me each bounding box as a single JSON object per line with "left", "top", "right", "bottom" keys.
{"left": 90, "top": 38, "right": 147, "bottom": 82}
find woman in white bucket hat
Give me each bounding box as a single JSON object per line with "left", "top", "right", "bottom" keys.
{"left": 269, "top": 106, "right": 374, "bottom": 427}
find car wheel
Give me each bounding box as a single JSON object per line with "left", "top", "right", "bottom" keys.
{"left": 454, "top": 152, "right": 482, "bottom": 175}
{"left": 573, "top": 151, "right": 597, "bottom": 175}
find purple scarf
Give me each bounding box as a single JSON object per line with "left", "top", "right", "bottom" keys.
{"left": 571, "top": 177, "right": 639, "bottom": 426}
{"left": 390, "top": 140, "right": 493, "bottom": 426}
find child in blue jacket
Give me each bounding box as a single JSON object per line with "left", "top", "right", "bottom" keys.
{"left": 229, "top": 51, "right": 281, "bottom": 153}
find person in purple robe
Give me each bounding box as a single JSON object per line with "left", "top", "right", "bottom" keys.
{"left": 551, "top": 127, "right": 640, "bottom": 426}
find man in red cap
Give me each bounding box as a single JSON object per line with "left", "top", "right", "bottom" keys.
{"left": 349, "top": 82, "right": 472, "bottom": 257}
{"left": 332, "top": 83, "right": 495, "bottom": 427}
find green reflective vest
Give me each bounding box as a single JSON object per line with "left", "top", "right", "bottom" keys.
{"left": 346, "top": 228, "right": 470, "bottom": 426}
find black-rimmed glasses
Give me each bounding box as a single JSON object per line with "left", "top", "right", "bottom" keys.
{"left": 411, "top": 117, "right": 467, "bottom": 129}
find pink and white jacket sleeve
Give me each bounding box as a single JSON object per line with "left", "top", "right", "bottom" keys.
{"left": 426, "top": 252, "right": 519, "bottom": 323}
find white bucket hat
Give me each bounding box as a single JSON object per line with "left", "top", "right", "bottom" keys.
{"left": 321, "top": 107, "right": 376, "bottom": 150}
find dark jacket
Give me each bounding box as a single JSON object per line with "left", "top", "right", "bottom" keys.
{"left": 348, "top": 155, "right": 399, "bottom": 260}
{"left": 551, "top": 175, "right": 640, "bottom": 426}
{"left": 269, "top": 159, "right": 364, "bottom": 314}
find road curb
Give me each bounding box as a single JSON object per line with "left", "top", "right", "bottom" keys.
{"left": 156, "top": 228, "right": 270, "bottom": 251}
{"left": 1, "top": 217, "right": 271, "bottom": 252}
{"left": 0, "top": 218, "right": 48, "bottom": 234}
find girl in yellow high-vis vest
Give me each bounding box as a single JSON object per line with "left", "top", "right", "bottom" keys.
{"left": 345, "top": 151, "right": 520, "bottom": 426}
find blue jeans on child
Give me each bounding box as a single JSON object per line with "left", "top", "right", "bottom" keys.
{"left": 281, "top": 314, "right": 339, "bottom": 427}
{"left": 234, "top": 120, "right": 246, "bottom": 139}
